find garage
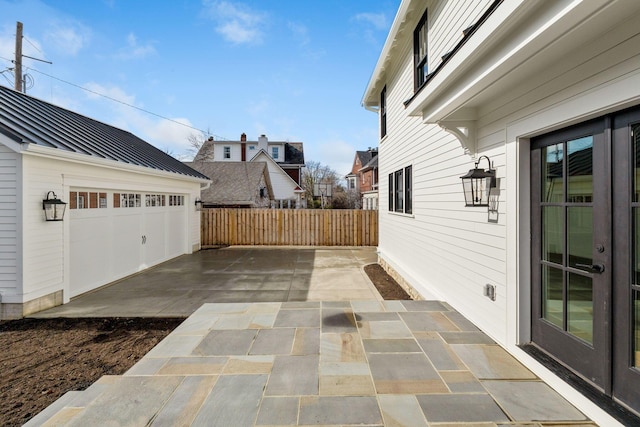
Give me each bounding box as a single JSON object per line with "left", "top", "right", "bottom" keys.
{"left": 0, "top": 85, "right": 210, "bottom": 318}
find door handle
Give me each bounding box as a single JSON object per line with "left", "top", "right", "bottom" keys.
{"left": 575, "top": 263, "right": 605, "bottom": 273}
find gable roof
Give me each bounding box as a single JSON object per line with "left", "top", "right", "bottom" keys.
{"left": 360, "top": 154, "right": 378, "bottom": 172}
{"left": 186, "top": 161, "right": 272, "bottom": 206}
{"left": 0, "top": 85, "right": 208, "bottom": 180}
{"left": 194, "top": 137, "right": 304, "bottom": 165}
{"left": 355, "top": 150, "right": 377, "bottom": 167}
{"left": 249, "top": 149, "right": 304, "bottom": 192}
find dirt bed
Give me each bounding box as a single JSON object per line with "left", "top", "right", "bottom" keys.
{"left": 0, "top": 263, "right": 410, "bottom": 426}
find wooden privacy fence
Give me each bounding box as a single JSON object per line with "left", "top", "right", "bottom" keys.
{"left": 201, "top": 208, "right": 378, "bottom": 246}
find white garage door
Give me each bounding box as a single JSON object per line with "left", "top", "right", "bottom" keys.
{"left": 69, "top": 191, "right": 187, "bottom": 298}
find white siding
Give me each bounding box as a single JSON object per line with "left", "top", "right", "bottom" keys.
{"left": 17, "top": 154, "right": 201, "bottom": 304}
{"left": 0, "top": 144, "right": 19, "bottom": 299}
{"left": 428, "top": 0, "right": 492, "bottom": 73}
{"left": 378, "top": 33, "right": 508, "bottom": 340}
{"left": 251, "top": 152, "right": 299, "bottom": 201}
{"left": 376, "top": 0, "right": 640, "bottom": 346}
{"left": 214, "top": 142, "right": 242, "bottom": 161}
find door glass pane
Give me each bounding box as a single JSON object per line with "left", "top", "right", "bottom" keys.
{"left": 567, "top": 136, "right": 593, "bottom": 203}
{"left": 543, "top": 265, "right": 563, "bottom": 329}
{"left": 567, "top": 272, "right": 593, "bottom": 344}
{"left": 635, "top": 291, "right": 640, "bottom": 368}
{"left": 635, "top": 208, "right": 640, "bottom": 368}
{"left": 543, "top": 143, "right": 563, "bottom": 202}
{"left": 635, "top": 208, "right": 640, "bottom": 286}
{"left": 633, "top": 125, "right": 640, "bottom": 203}
{"left": 568, "top": 207, "right": 593, "bottom": 270}
{"left": 542, "top": 206, "right": 563, "bottom": 264}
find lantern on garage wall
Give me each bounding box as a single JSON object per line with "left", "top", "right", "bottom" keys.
{"left": 460, "top": 155, "right": 496, "bottom": 207}
{"left": 42, "top": 191, "right": 67, "bottom": 221}
{"left": 194, "top": 197, "right": 203, "bottom": 211}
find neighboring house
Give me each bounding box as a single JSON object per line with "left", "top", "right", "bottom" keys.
{"left": 186, "top": 161, "right": 273, "bottom": 208}
{"left": 0, "top": 85, "right": 210, "bottom": 319}
{"left": 346, "top": 148, "right": 379, "bottom": 210}
{"left": 195, "top": 133, "right": 305, "bottom": 208}
{"left": 362, "top": 0, "right": 640, "bottom": 425}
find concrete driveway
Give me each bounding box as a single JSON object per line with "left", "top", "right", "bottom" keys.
{"left": 31, "top": 247, "right": 381, "bottom": 318}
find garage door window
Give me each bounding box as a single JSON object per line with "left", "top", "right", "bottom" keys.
{"left": 169, "top": 195, "right": 184, "bottom": 206}
{"left": 114, "top": 193, "right": 141, "bottom": 208}
{"left": 146, "top": 194, "right": 166, "bottom": 207}
{"left": 70, "top": 191, "right": 107, "bottom": 209}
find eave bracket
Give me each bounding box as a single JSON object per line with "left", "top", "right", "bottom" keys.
{"left": 438, "top": 120, "right": 477, "bottom": 158}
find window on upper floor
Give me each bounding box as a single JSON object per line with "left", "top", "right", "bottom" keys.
{"left": 380, "top": 86, "right": 387, "bottom": 138}
{"left": 272, "top": 146, "right": 279, "bottom": 159}
{"left": 414, "top": 9, "right": 429, "bottom": 91}
{"left": 388, "top": 165, "right": 412, "bottom": 214}
{"left": 223, "top": 146, "right": 231, "bottom": 159}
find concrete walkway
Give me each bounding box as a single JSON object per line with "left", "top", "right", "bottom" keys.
{"left": 32, "top": 247, "right": 381, "bottom": 318}
{"left": 26, "top": 247, "right": 597, "bottom": 426}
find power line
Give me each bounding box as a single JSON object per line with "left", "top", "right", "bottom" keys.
{"left": 26, "top": 66, "right": 223, "bottom": 137}
{"left": 0, "top": 52, "right": 228, "bottom": 140}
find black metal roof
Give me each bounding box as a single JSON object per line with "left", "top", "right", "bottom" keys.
{"left": 0, "top": 85, "right": 208, "bottom": 180}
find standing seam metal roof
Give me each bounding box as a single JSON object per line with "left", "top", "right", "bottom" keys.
{"left": 0, "top": 85, "right": 208, "bottom": 180}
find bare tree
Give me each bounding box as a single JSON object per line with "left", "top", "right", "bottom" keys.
{"left": 301, "top": 161, "right": 340, "bottom": 208}
{"left": 186, "top": 130, "right": 214, "bottom": 162}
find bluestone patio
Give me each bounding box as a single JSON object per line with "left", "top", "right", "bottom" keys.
{"left": 27, "top": 247, "right": 596, "bottom": 426}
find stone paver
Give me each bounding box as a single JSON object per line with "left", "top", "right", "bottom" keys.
{"left": 31, "top": 300, "right": 595, "bottom": 426}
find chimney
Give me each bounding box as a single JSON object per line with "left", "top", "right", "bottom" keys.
{"left": 241, "top": 133, "right": 247, "bottom": 142}
{"left": 258, "top": 134, "right": 268, "bottom": 152}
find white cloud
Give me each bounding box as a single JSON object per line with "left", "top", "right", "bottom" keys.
{"left": 44, "top": 21, "right": 91, "bottom": 56}
{"left": 80, "top": 82, "right": 197, "bottom": 157}
{"left": 287, "top": 21, "right": 324, "bottom": 61}
{"left": 313, "top": 138, "right": 356, "bottom": 177}
{"left": 287, "top": 22, "right": 309, "bottom": 46}
{"left": 114, "top": 33, "right": 156, "bottom": 60}
{"left": 353, "top": 12, "right": 389, "bottom": 31}
{"left": 202, "top": 0, "right": 267, "bottom": 45}
{"left": 83, "top": 82, "right": 136, "bottom": 105}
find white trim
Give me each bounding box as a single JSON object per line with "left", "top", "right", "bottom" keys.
{"left": 24, "top": 144, "right": 210, "bottom": 184}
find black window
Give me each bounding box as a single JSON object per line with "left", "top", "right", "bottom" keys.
{"left": 388, "top": 166, "right": 413, "bottom": 214}
{"left": 388, "top": 173, "right": 394, "bottom": 211}
{"left": 405, "top": 165, "right": 412, "bottom": 214}
{"left": 413, "top": 10, "right": 428, "bottom": 90}
{"left": 380, "top": 86, "right": 387, "bottom": 138}
{"left": 394, "top": 170, "right": 403, "bottom": 212}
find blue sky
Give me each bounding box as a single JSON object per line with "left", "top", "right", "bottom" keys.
{"left": 0, "top": 0, "right": 398, "bottom": 176}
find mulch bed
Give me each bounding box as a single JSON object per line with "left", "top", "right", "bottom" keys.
{"left": 0, "top": 263, "right": 410, "bottom": 426}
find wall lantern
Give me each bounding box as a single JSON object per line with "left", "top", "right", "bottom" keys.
{"left": 194, "top": 197, "right": 203, "bottom": 211}
{"left": 460, "top": 155, "right": 496, "bottom": 207}
{"left": 42, "top": 191, "right": 67, "bottom": 221}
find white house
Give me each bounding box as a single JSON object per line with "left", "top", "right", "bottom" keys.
{"left": 362, "top": 0, "right": 640, "bottom": 424}
{"left": 0, "top": 85, "right": 210, "bottom": 319}
{"left": 195, "top": 133, "right": 305, "bottom": 208}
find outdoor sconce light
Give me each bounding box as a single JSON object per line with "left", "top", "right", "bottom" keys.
{"left": 460, "top": 155, "right": 496, "bottom": 207}
{"left": 42, "top": 191, "right": 67, "bottom": 221}
{"left": 194, "top": 197, "right": 203, "bottom": 211}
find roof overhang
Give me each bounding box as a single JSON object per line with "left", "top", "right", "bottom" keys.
{"left": 364, "top": 0, "right": 640, "bottom": 155}
{"left": 405, "top": 0, "right": 631, "bottom": 124}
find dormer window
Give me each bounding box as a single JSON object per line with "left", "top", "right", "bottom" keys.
{"left": 272, "top": 147, "right": 279, "bottom": 160}
{"left": 224, "top": 146, "right": 231, "bottom": 159}
{"left": 414, "top": 10, "right": 428, "bottom": 91}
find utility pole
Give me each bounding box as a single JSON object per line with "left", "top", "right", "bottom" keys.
{"left": 14, "top": 21, "right": 23, "bottom": 92}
